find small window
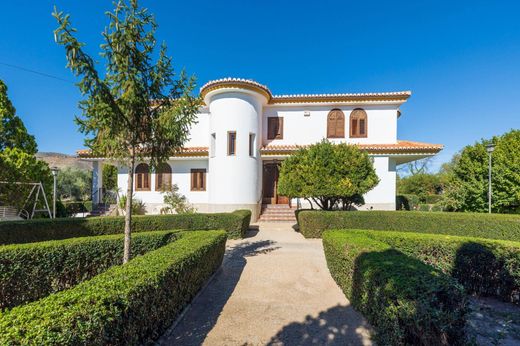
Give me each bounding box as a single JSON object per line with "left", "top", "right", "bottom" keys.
{"left": 267, "top": 117, "right": 283, "bottom": 140}
{"left": 191, "top": 169, "right": 206, "bottom": 191}
{"left": 228, "top": 131, "right": 236, "bottom": 156}
{"left": 135, "top": 163, "right": 150, "bottom": 191}
{"left": 327, "top": 109, "right": 345, "bottom": 138}
{"left": 210, "top": 133, "right": 216, "bottom": 158}
{"left": 249, "top": 133, "right": 256, "bottom": 157}
{"left": 155, "top": 162, "right": 172, "bottom": 191}
{"left": 350, "top": 108, "right": 367, "bottom": 138}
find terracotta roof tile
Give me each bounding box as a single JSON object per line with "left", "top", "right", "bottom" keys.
{"left": 260, "top": 140, "right": 443, "bottom": 154}
{"left": 76, "top": 147, "right": 209, "bottom": 158}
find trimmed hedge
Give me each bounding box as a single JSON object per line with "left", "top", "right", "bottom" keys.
{"left": 359, "top": 230, "right": 520, "bottom": 304}
{"left": 0, "top": 209, "right": 251, "bottom": 245}
{"left": 0, "top": 230, "right": 227, "bottom": 345}
{"left": 323, "top": 230, "right": 467, "bottom": 345}
{"left": 0, "top": 231, "right": 177, "bottom": 309}
{"left": 298, "top": 210, "right": 520, "bottom": 240}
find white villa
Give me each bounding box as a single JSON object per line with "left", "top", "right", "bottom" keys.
{"left": 79, "top": 78, "right": 442, "bottom": 221}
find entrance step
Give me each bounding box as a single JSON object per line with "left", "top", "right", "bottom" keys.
{"left": 258, "top": 204, "right": 297, "bottom": 222}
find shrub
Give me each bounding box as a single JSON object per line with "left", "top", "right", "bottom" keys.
{"left": 298, "top": 210, "right": 520, "bottom": 240}
{"left": 0, "top": 231, "right": 227, "bottom": 345}
{"left": 0, "top": 209, "right": 251, "bottom": 244}
{"left": 63, "top": 201, "right": 93, "bottom": 215}
{"left": 418, "top": 203, "right": 431, "bottom": 212}
{"left": 323, "top": 230, "right": 467, "bottom": 345}
{"left": 396, "top": 194, "right": 421, "bottom": 210}
{"left": 0, "top": 231, "right": 177, "bottom": 309}
{"left": 360, "top": 230, "right": 520, "bottom": 304}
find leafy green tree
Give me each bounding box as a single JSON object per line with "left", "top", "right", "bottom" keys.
{"left": 443, "top": 129, "right": 520, "bottom": 213}
{"left": 56, "top": 167, "right": 91, "bottom": 201}
{"left": 53, "top": 0, "right": 201, "bottom": 262}
{"left": 397, "top": 173, "right": 444, "bottom": 201}
{"left": 278, "top": 140, "right": 379, "bottom": 210}
{"left": 0, "top": 80, "right": 37, "bottom": 154}
{"left": 0, "top": 148, "right": 52, "bottom": 212}
{"left": 102, "top": 164, "right": 118, "bottom": 191}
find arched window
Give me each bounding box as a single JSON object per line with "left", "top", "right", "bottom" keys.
{"left": 350, "top": 108, "right": 367, "bottom": 138}
{"left": 135, "top": 163, "right": 150, "bottom": 191}
{"left": 155, "top": 163, "right": 172, "bottom": 191}
{"left": 327, "top": 109, "right": 345, "bottom": 138}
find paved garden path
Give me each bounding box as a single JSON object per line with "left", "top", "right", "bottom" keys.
{"left": 158, "top": 222, "right": 373, "bottom": 346}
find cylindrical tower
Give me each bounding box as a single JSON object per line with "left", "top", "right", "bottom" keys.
{"left": 201, "top": 79, "right": 271, "bottom": 219}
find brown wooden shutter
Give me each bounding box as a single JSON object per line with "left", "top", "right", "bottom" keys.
{"left": 327, "top": 109, "right": 345, "bottom": 138}
{"left": 276, "top": 117, "right": 283, "bottom": 139}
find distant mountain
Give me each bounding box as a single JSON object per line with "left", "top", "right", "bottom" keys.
{"left": 36, "top": 152, "right": 93, "bottom": 171}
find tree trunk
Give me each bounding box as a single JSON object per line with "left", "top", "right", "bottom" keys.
{"left": 123, "top": 154, "right": 135, "bottom": 264}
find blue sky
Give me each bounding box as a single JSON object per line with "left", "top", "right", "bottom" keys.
{"left": 1, "top": 1, "right": 519, "bottom": 171}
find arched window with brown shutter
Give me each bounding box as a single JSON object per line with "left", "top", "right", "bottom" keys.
{"left": 135, "top": 163, "right": 150, "bottom": 191}
{"left": 155, "top": 163, "right": 172, "bottom": 191}
{"left": 350, "top": 108, "right": 368, "bottom": 138}
{"left": 327, "top": 109, "right": 345, "bottom": 138}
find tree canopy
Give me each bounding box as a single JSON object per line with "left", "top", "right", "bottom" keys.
{"left": 53, "top": 0, "right": 202, "bottom": 262}
{"left": 0, "top": 80, "right": 37, "bottom": 155}
{"left": 0, "top": 148, "right": 52, "bottom": 210}
{"left": 278, "top": 140, "right": 379, "bottom": 210}
{"left": 443, "top": 129, "right": 520, "bottom": 213}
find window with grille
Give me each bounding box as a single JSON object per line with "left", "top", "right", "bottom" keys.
{"left": 267, "top": 117, "right": 283, "bottom": 140}
{"left": 228, "top": 131, "right": 236, "bottom": 156}
{"left": 191, "top": 169, "right": 206, "bottom": 191}
{"left": 350, "top": 108, "right": 368, "bottom": 138}
{"left": 135, "top": 163, "right": 150, "bottom": 191}
{"left": 155, "top": 162, "right": 172, "bottom": 191}
{"left": 249, "top": 133, "right": 256, "bottom": 157}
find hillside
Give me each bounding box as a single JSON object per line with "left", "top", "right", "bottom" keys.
{"left": 36, "top": 152, "right": 93, "bottom": 171}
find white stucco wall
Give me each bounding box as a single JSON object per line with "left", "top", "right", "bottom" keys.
{"left": 263, "top": 105, "right": 398, "bottom": 145}
{"left": 184, "top": 111, "right": 210, "bottom": 147}
{"left": 206, "top": 90, "right": 265, "bottom": 207}
{"left": 363, "top": 156, "right": 396, "bottom": 210}
{"left": 117, "top": 159, "right": 209, "bottom": 213}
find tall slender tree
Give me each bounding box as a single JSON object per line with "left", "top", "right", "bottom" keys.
{"left": 0, "top": 79, "right": 37, "bottom": 155}
{"left": 53, "top": 0, "right": 201, "bottom": 262}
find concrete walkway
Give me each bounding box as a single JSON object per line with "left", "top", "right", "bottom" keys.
{"left": 158, "top": 223, "right": 373, "bottom": 346}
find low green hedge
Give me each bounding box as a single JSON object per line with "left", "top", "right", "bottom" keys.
{"left": 0, "top": 230, "right": 227, "bottom": 345}
{"left": 0, "top": 231, "right": 177, "bottom": 309}
{"left": 323, "top": 230, "right": 467, "bottom": 345}
{"left": 360, "top": 230, "right": 520, "bottom": 304}
{"left": 298, "top": 210, "right": 520, "bottom": 240}
{"left": 0, "top": 209, "right": 251, "bottom": 245}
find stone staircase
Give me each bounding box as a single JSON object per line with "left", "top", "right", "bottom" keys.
{"left": 258, "top": 204, "right": 297, "bottom": 222}
{"left": 89, "top": 203, "right": 117, "bottom": 217}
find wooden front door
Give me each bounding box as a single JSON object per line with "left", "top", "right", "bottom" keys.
{"left": 262, "top": 163, "right": 289, "bottom": 205}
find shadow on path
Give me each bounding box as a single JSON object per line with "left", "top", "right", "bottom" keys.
{"left": 158, "top": 236, "right": 279, "bottom": 345}
{"left": 266, "top": 305, "right": 371, "bottom": 346}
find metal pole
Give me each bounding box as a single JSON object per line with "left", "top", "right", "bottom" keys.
{"left": 53, "top": 173, "right": 57, "bottom": 218}
{"left": 488, "top": 151, "right": 492, "bottom": 214}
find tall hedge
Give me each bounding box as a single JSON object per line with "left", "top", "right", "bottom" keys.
{"left": 0, "top": 209, "right": 251, "bottom": 245}
{"left": 359, "top": 230, "right": 520, "bottom": 304}
{"left": 0, "top": 231, "right": 227, "bottom": 345}
{"left": 323, "top": 230, "right": 467, "bottom": 345}
{"left": 0, "top": 231, "right": 177, "bottom": 309}
{"left": 298, "top": 210, "right": 520, "bottom": 240}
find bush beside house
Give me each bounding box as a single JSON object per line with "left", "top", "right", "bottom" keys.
{"left": 0, "top": 209, "right": 251, "bottom": 244}
{"left": 323, "top": 230, "right": 467, "bottom": 345}
{"left": 0, "top": 231, "right": 227, "bottom": 345}
{"left": 0, "top": 231, "right": 177, "bottom": 309}
{"left": 297, "top": 210, "right": 520, "bottom": 240}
